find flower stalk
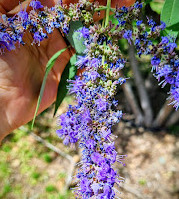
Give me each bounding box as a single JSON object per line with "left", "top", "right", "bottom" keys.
{"left": 105, "top": 0, "right": 111, "bottom": 27}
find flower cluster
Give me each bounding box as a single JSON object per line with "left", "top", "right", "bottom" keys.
{"left": 113, "top": 2, "right": 179, "bottom": 109}
{"left": 150, "top": 37, "right": 179, "bottom": 108}
{"left": 1, "top": 0, "right": 179, "bottom": 198}
{"left": 0, "top": 0, "right": 99, "bottom": 52}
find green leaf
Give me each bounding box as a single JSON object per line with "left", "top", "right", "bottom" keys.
{"left": 150, "top": 1, "right": 164, "bottom": 14}
{"left": 54, "top": 54, "right": 77, "bottom": 115}
{"left": 167, "top": 22, "right": 179, "bottom": 31}
{"left": 163, "top": 29, "right": 178, "bottom": 38}
{"left": 31, "top": 47, "right": 68, "bottom": 129}
{"left": 161, "top": 0, "right": 179, "bottom": 27}
{"left": 146, "top": 0, "right": 153, "bottom": 4}
{"left": 109, "top": 14, "right": 118, "bottom": 26}
{"left": 66, "top": 21, "right": 86, "bottom": 55}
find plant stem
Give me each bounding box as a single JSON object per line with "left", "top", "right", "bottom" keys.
{"left": 94, "top": 6, "right": 115, "bottom": 13}
{"left": 105, "top": 0, "right": 111, "bottom": 27}
{"left": 102, "top": 0, "right": 111, "bottom": 65}
{"left": 95, "top": 6, "right": 107, "bottom": 12}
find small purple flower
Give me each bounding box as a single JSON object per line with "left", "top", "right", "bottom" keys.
{"left": 151, "top": 56, "right": 160, "bottom": 67}
{"left": 80, "top": 177, "right": 92, "bottom": 194}
{"left": 167, "top": 42, "right": 177, "bottom": 54}
{"left": 78, "top": 27, "right": 89, "bottom": 38}
{"left": 91, "top": 183, "right": 101, "bottom": 195}
{"left": 89, "top": 71, "right": 100, "bottom": 81}
{"left": 90, "top": 58, "right": 101, "bottom": 68}
{"left": 97, "top": 168, "right": 108, "bottom": 181}
{"left": 136, "top": 20, "right": 143, "bottom": 26}
{"left": 148, "top": 19, "right": 156, "bottom": 27}
{"left": 121, "top": 6, "right": 128, "bottom": 13}
{"left": 161, "top": 36, "right": 169, "bottom": 45}
{"left": 29, "top": 0, "right": 43, "bottom": 9}
{"left": 103, "top": 184, "right": 113, "bottom": 197}
{"left": 174, "top": 60, "right": 179, "bottom": 67}
{"left": 159, "top": 21, "right": 166, "bottom": 30}
{"left": 63, "top": 136, "right": 70, "bottom": 145}
{"left": 76, "top": 56, "right": 89, "bottom": 69}
{"left": 117, "top": 19, "right": 126, "bottom": 26}
{"left": 18, "top": 10, "right": 28, "bottom": 21}
{"left": 123, "top": 30, "right": 132, "bottom": 44}
{"left": 134, "top": 2, "right": 143, "bottom": 9}
{"left": 0, "top": 32, "right": 15, "bottom": 51}
{"left": 95, "top": 98, "right": 108, "bottom": 112}
{"left": 91, "top": 152, "right": 104, "bottom": 166}
{"left": 85, "top": 139, "right": 96, "bottom": 149}
{"left": 170, "top": 87, "right": 179, "bottom": 109}
{"left": 56, "top": 106, "right": 80, "bottom": 145}
{"left": 156, "top": 65, "right": 172, "bottom": 79}
{"left": 33, "top": 32, "right": 43, "bottom": 43}
{"left": 62, "top": 23, "right": 70, "bottom": 34}
{"left": 135, "top": 38, "right": 140, "bottom": 46}
{"left": 82, "top": 108, "right": 92, "bottom": 125}
{"left": 101, "top": 127, "right": 111, "bottom": 139}
{"left": 69, "top": 78, "right": 84, "bottom": 94}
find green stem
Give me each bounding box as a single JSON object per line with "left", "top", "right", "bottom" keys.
{"left": 94, "top": 6, "right": 115, "bottom": 13}
{"left": 110, "top": 8, "right": 115, "bottom": 12}
{"left": 102, "top": 0, "right": 111, "bottom": 65}
{"left": 105, "top": 0, "right": 111, "bottom": 27}
{"left": 94, "top": 6, "right": 107, "bottom": 12}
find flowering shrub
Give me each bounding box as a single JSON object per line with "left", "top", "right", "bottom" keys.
{"left": 0, "top": 0, "right": 179, "bottom": 198}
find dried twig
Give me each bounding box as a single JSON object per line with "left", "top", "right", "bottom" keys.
{"left": 19, "top": 126, "right": 73, "bottom": 161}
{"left": 64, "top": 157, "right": 77, "bottom": 191}
{"left": 122, "top": 184, "right": 147, "bottom": 199}
{"left": 29, "top": 130, "right": 73, "bottom": 162}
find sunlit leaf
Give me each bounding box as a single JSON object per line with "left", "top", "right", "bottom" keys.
{"left": 161, "top": 0, "right": 179, "bottom": 26}
{"left": 66, "top": 21, "right": 86, "bottom": 55}
{"left": 161, "top": 0, "right": 179, "bottom": 38}
{"left": 31, "top": 47, "right": 68, "bottom": 129}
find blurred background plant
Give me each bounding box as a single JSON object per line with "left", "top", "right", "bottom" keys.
{"left": 0, "top": 0, "right": 179, "bottom": 198}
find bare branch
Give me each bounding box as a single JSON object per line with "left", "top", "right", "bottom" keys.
{"left": 153, "top": 101, "right": 173, "bottom": 127}
{"left": 128, "top": 44, "right": 153, "bottom": 127}
{"left": 64, "top": 160, "right": 76, "bottom": 191}
{"left": 166, "top": 110, "right": 179, "bottom": 127}
{"left": 121, "top": 81, "right": 144, "bottom": 125}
